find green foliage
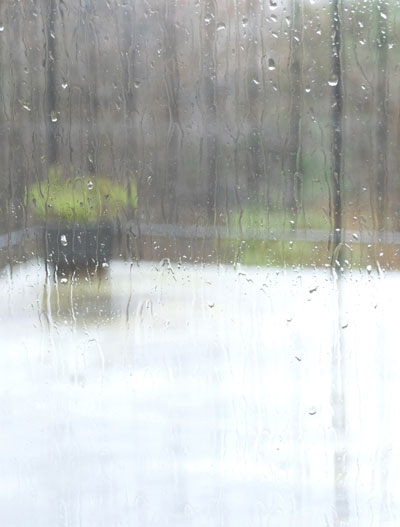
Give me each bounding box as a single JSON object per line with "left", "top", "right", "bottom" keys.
{"left": 232, "top": 205, "right": 331, "bottom": 233}
{"left": 27, "top": 166, "right": 138, "bottom": 225}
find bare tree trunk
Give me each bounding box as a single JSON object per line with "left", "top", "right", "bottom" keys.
{"left": 330, "top": 3, "right": 348, "bottom": 527}
{"left": 163, "top": 0, "right": 182, "bottom": 223}
{"left": 201, "top": 1, "right": 218, "bottom": 224}
{"left": 44, "top": 0, "right": 59, "bottom": 167}
{"left": 84, "top": 0, "right": 99, "bottom": 174}
{"left": 121, "top": 0, "right": 137, "bottom": 223}
{"left": 245, "top": 0, "right": 264, "bottom": 204}
{"left": 331, "top": 0, "right": 343, "bottom": 266}
{"left": 286, "top": 0, "right": 303, "bottom": 217}
{"left": 376, "top": 0, "right": 388, "bottom": 234}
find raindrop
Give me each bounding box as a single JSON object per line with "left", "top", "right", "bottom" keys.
{"left": 380, "top": 12, "right": 387, "bottom": 20}
{"left": 268, "top": 58, "right": 276, "bottom": 71}
{"left": 60, "top": 234, "right": 68, "bottom": 246}
{"left": 50, "top": 111, "right": 58, "bottom": 122}
{"left": 22, "top": 104, "right": 31, "bottom": 112}
{"left": 308, "top": 407, "right": 317, "bottom": 416}
{"left": 242, "top": 18, "right": 248, "bottom": 27}
{"left": 270, "top": 0, "right": 277, "bottom": 10}
{"left": 352, "top": 233, "right": 359, "bottom": 241}
{"left": 328, "top": 75, "right": 338, "bottom": 87}
{"left": 60, "top": 277, "right": 68, "bottom": 284}
{"left": 217, "top": 22, "right": 226, "bottom": 31}
{"left": 61, "top": 81, "right": 68, "bottom": 90}
{"left": 305, "top": 85, "right": 311, "bottom": 93}
{"left": 134, "top": 80, "right": 141, "bottom": 88}
{"left": 0, "top": 24, "right": 4, "bottom": 32}
{"left": 366, "top": 265, "right": 373, "bottom": 273}
{"left": 87, "top": 181, "right": 94, "bottom": 190}
{"left": 252, "top": 78, "right": 260, "bottom": 85}
{"left": 204, "top": 13, "right": 213, "bottom": 25}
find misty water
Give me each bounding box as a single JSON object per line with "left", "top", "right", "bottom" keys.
{"left": 1, "top": 260, "right": 399, "bottom": 527}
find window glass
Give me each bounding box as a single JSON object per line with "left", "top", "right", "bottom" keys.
{"left": 0, "top": 1, "right": 398, "bottom": 525}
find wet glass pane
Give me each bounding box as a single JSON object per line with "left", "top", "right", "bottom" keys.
{"left": 1, "top": 0, "right": 399, "bottom": 525}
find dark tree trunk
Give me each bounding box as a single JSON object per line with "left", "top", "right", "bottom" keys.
{"left": 286, "top": 0, "right": 303, "bottom": 218}
{"left": 331, "top": 0, "right": 343, "bottom": 268}
{"left": 246, "top": 0, "right": 264, "bottom": 204}
{"left": 163, "top": 0, "right": 182, "bottom": 223}
{"left": 201, "top": 1, "right": 218, "bottom": 224}
{"left": 45, "top": 0, "right": 59, "bottom": 167}
{"left": 376, "top": 0, "right": 388, "bottom": 234}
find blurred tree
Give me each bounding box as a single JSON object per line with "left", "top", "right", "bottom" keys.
{"left": 162, "top": 0, "right": 182, "bottom": 223}
{"left": 245, "top": 0, "right": 265, "bottom": 203}
{"left": 375, "top": 0, "right": 388, "bottom": 234}
{"left": 201, "top": 0, "right": 218, "bottom": 223}
{"left": 331, "top": 0, "right": 343, "bottom": 266}
{"left": 286, "top": 0, "right": 303, "bottom": 218}
{"left": 44, "top": 0, "right": 59, "bottom": 167}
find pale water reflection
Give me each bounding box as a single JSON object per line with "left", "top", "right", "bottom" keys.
{"left": 0, "top": 261, "right": 399, "bottom": 526}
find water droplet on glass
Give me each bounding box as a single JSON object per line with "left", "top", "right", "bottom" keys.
{"left": 366, "top": 265, "right": 373, "bottom": 273}
{"left": 252, "top": 78, "right": 260, "bottom": 85}
{"left": 380, "top": 12, "right": 387, "bottom": 20}
{"left": 204, "top": 13, "right": 213, "bottom": 25}
{"left": 270, "top": 0, "right": 277, "bottom": 11}
{"left": 268, "top": 58, "right": 276, "bottom": 71}
{"left": 305, "top": 85, "right": 311, "bottom": 93}
{"left": 242, "top": 18, "right": 248, "bottom": 27}
{"left": 87, "top": 181, "right": 94, "bottom": 190}
{"left": 328, "top": 75, "right": 338, "bottom": 87}
{"left": 0, "top": 24, "right": 4, "bottom": 32}
{"left": 60, "top": 277, "right": 68, "bottom": 284}
{"left": 352, "top": 233, "right": 359, "bottom": 241}
{"left": 60, "top": 234, "right": 68, "bottom": 247}
{"left": 308, "top": 407, "right": 317, "bottom": 416}
{"left": 22, "top": 104, "right": 31, "bottom": 112}
{"left": 216, "top": 22, "right": 226, "bottom": 31}
{"left": 61, "top": 81, "right": 68, "bottom": 90}
{"left": 134, "top": 80, "right": 141, "bottom": 88}
{"left": 50, "top": 111, "right": 58, "bottom": 122}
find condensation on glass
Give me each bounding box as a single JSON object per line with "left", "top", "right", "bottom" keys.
{"left": 0, "top": 1, "right": 399, "bottom": 526}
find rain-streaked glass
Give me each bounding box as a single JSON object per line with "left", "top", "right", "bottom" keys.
{"left": 1, "top": 1, "right": 399, "bottom": 525}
